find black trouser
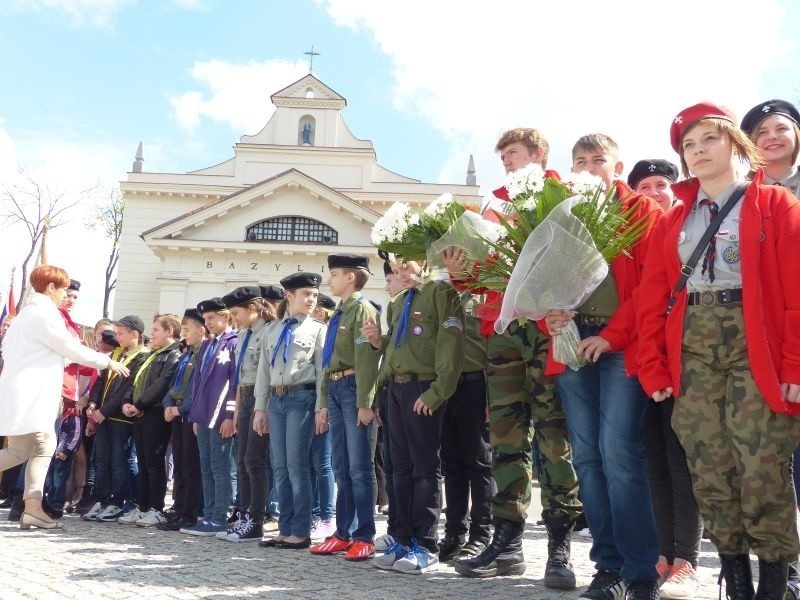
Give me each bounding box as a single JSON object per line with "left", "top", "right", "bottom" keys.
{"left": 643, "top": 397, "right": 703, "bottom": 567}
{"left": 171, "top": 418, "right": 201, "bottom": 521}
{"left": 374, "top": 428, "right": 389, "bottom": 508}
{"left": 441, "top": 372, "right": 494, "bottom": 543}
{"left": 379, "top": 384, "right": 397, "bottom": 536}
{"left": 236, "top": 386, "right": 269, "bottom": 523}
{"left": 387, "top": 379, "right": 444, "bottom": 553}
{"left": 133, "top": 410, "right": 172, "bottom": 512}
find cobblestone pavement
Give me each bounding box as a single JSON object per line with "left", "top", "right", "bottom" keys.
{"left": 0, "top": 489, "right": 734, "bottom": 599}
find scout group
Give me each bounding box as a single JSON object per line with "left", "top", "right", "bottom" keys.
{"left": 3, "top": 98, "right": 800, "bottom": 600}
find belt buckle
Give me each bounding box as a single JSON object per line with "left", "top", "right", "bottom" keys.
{"left": 395, "top": 374, "right": 411, "bottom": 384}
{"left": 701, "top": 291, "right": 716, "bottom": 306}
{"left": 330, "top": 371, "right": 343, "bottom": 381}
{"left": 274, "top": 385, "right": 288, "bottom": 396}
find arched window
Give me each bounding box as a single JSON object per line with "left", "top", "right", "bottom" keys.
{"left": 247, "top": 216, "right": 338, "bottom": 245}
{"left": 298, "top": 115, "right": 315, "bottom": 146}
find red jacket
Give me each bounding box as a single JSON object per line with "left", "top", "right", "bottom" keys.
{"left": 59, "top": 308, "right": 93, "bottom": 403}
{"left": 541, "top": 180, "right": 661, "bottom": 377}
{"left": 636, "top": 172, "right": 800, "bottom": 415}
{"left": 453, "top": 170, "right": 561, "bottom": 338}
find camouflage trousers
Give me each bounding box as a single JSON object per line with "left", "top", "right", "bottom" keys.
{"left": 674, "top": 303, "right": 800, "bottom": 561}
{"left": 487, "top": 320, "right": 582, "bottom": 522}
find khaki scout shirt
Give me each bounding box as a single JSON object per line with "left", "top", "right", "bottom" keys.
{"left": 319, "top": 292, "right": 380, "bottom": 410}
{"left": 233, "top": 318, "right": 268, "bottom": 386}
{"left": 678, "top": 180, "right": 744, "bottom": 292}
{"left": 380, "top": 280, "right": 465, "bottom": 412}
{"left": 461, "top": 294, "right": 488, "bottom": 374}
{"left": 254, "top": 314, "right": 327, "bottom": 412}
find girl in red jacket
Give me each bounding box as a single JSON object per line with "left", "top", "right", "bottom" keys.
{"left": 637, "top": 101, "right": 800, "bottom": 600}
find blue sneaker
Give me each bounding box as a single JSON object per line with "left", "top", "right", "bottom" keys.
{"left": 372, "top": 542, "right": 409, "bottom": 570}
{"left": 180, "top": 520, "right": 226, "bottom": 537}
{"left": 393, "top": 541, "right": 439, "bottom": 574}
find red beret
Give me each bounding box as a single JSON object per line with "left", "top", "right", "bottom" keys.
{"left": 670, "top": 102, "right": 737, "bottom": 153}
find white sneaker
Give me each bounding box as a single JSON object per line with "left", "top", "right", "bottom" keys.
{"left": 317, "top": 519, "right": 335, "bottom": 539}
{"left": 98, "top": 504, "right": 124, "bottom": 522}
{"left": 393, "top": 544, "right": 439, "bottom": 574}
{"left": 117, "top": 507, "right": 144, "bottom": 524}
{"left": 82, "top": 502, "right": 103, "bottom": 521}
{"left": 660, "top": 558, "right": 700, "bottom": 600}
{"left": 136, "top": 509, "right": 166, "bottom": 527}
{"left": 374, "top": 533, "right": 396, "bottom": 553}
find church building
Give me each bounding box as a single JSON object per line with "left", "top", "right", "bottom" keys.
{"left": 114, "top": 74, "right": 481, "bottom": 319}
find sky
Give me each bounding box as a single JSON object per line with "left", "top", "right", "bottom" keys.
{"left": 1, "top": 0, "right": 799, "bottom": 322}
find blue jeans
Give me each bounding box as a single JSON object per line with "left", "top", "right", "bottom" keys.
{"left": 328, "top": 376, "right": 376, "bottom": 541}
{"left": 269, "top": 389, "right": 315, "bottom": 537}
{"left": 556, "top": 342, "right": 658, "bottom": 583}
{"left": 310, "top": 429, "right": 334, "bottom": 521}
{"left": 94, "top": 420, "right": 134, "bottom": 507}
{"left": 45, "top": 453, "right": 75, "bottom": 511}
{"left": 196, "top": 426, "right": 234, "bottom": 525}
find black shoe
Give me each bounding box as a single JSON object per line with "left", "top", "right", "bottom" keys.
{"left": 7, "top": 492, "right": 23, "bottom": 522}
{"left": 0, "top": 497, "right": 12, "bottom": 508}
{"left": 543, "top": 514, "right": 577, "bottom": 590}
{"left": 754, "top": 558, "right": 788, "bottom": 600}
{"left": 454, "top": 518, "right": 526, "bottom": 578}
{"left": 227, "top": 520, "right": 263, "bottom": 542}
{"left": 625, "top": 581, "right": 658, "bottom": 600}
{"left": 580, "top": 570, "right": 626, "bottom": 600}
{"left": 438, "top": 534, "right": 465, "bottom": 562}
{"left": 259, "top": 537, "right": 284, "bottom": 548}
{"left": 458, "top": 538, "right": 487, "bottom": 560}
{"left": 75, "top": 485, "right": 96, "bottom": 515}
{"left": 786, "top": 559, "right": 800, "bottom": 600}
{"left": 277, "top": 537, "right": 311, "bottom": 549}
{"left": 226, "top": 507, "right": 241, "bottom": 526}
{"left": 158, "top": 517, "right": 195, "bottom": 531}
{"left": 718, "top": 554, "right": 755, "bottom": 600}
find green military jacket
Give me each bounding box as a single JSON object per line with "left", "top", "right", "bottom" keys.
{"left": 380, "top": 279, "right": 465, "bottom": 412}
{"left": 319, "top": 292, "right": 380, "bottom": 410}
{"left": 461, "top": 293, "right": 488, "bottom": 374}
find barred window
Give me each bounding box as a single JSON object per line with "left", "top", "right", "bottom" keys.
{"left": 246, "top": 216, "right": 338, "bottom": 244}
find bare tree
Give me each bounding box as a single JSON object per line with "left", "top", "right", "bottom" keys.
{"left": 0, "top": 173, "right": 82, "bottom": 302}
{"left": 87, "top": 188, "right": 124, "bottom": 318}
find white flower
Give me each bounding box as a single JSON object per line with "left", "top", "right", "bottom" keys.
{"left": 483, "top": 221, "right": 506, "bottom": 244}
{"left": 505, "top": 163, "right": 545, "bottom": 200}
{"left": 562, "top": 171, "right": 605, "bottom": 196}
{"left": 371, "top": 201, "right": 414, "bottom": 245}
{"left": 424, "top": 192, "right": 454, "bottom": 217}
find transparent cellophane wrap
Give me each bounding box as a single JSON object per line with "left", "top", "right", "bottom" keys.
{"left": 495, "top": 196, "right": 608, "bottom": 370}
{"left": 427, "top": 210, "right": 503, "bottom": 268}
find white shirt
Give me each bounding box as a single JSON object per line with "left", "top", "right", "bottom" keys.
{"left": 0, "top": 293, "right": 110, "bottom": 435}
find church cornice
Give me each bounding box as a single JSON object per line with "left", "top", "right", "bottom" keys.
{"left": 272, "top": 97, "right": 345, "bottom": 110}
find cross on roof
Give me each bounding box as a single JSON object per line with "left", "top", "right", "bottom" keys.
{"left": 304, "top": 45, "right": 320, "bottom": 73}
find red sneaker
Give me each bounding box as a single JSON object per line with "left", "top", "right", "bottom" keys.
{"left": 310, "top": 535, "right": 352, "bottom": 555}
{"left": 344, "top": 540, "right": 375, "bottom": 561}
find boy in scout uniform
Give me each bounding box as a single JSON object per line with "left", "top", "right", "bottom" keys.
{"left": 310, "top": 253, "right": 381, "bottom": 561}
{"left": 364, "top": 259, "right": 465, "bottom": 574}
{"left": 438, "top": 292, "right": 494, "bottom": 563}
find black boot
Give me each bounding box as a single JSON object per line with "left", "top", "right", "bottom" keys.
{"left": 754, "top": 558, "right": 788, "bottom": 600}
{"left": 786, "top": 559, "right": 800, "bottom": 600}
{"left": 719, "top": 554, "right": 755, "bottom": 600}
{"left": 7, "top": 491, "right": 23, "bottom": 522}
{"left": 454, "top": 518, "right": 525, "bottom": 578}
{"left": 543, "top": 514, "right": 577, "bottom": 589}
{"left": 438, "top": 533, "right": 465, "bottom": 562}
{"left": 75, "top": 485, "right": 96, "bottom": 515}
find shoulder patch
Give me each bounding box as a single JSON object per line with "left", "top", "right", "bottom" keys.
{"left": 355, "top": 334, "right": 368, "bottom": 345}
{"left": 442, "top": 317, "right": 464, "bottom": 332}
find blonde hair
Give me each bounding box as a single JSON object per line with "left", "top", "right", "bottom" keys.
{"left": 679, "top": 118, "right": 765, "bottom": 178}
{"left": 495, "top": 128, "right": 550, "bottom": 168}
{"left": 572, "top": 133, "right": 620, "bottom": 160}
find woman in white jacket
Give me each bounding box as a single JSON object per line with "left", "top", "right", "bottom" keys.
{"left": 0, "top": 265, "right": 129, "bottom": 530}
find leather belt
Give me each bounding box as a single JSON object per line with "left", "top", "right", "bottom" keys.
{"left": 329, "top": 368, "right": 355, "bottom": 381}
{"left": 270, "top": 383, "right": 316, "bottom": 396}
{"left": 458, "top": 371, "right": 484, "bottom": 385}
{"left": 392, "top": 373, "right": 436, "bottom": 384}
{"left": 238, "top": 383, "right": 255, "bottom": 391}
{"left": 575, "top": 315, "right": 610, "bottom": 326}
{"left": 687, "top": 288, "right": 743, "bottom": 306}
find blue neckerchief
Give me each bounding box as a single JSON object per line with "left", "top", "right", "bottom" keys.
{"left": 171, "top": 351, "right": 192, "bottom": 395}
{"left": 322, "top": 309, "right": 343, "bottom": 368}
{"left": 271, "top": 317, "right": 299, "bottom": 367}
{"left": 201, "top": 337, "right": 218, "bottom": 371}
{"left": 234, "top": 328, "right": 252, "bottom": 386}
{"left": 394, "top": 287, "right": 418, "bottom": 348}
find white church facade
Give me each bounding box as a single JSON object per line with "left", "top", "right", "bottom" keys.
{"left": 114, "top": 74, "right": 481, "bottom": 319}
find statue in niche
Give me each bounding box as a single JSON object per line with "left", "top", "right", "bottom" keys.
{"left": 301, "top": 121, "right": 312, "bottom": 145}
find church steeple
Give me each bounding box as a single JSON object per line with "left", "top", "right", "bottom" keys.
{"left": 466, "top": 154, "right": 476, "bottom": 185}
{"left": 132, "top": 142, "right": 144, "bottom": 173}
